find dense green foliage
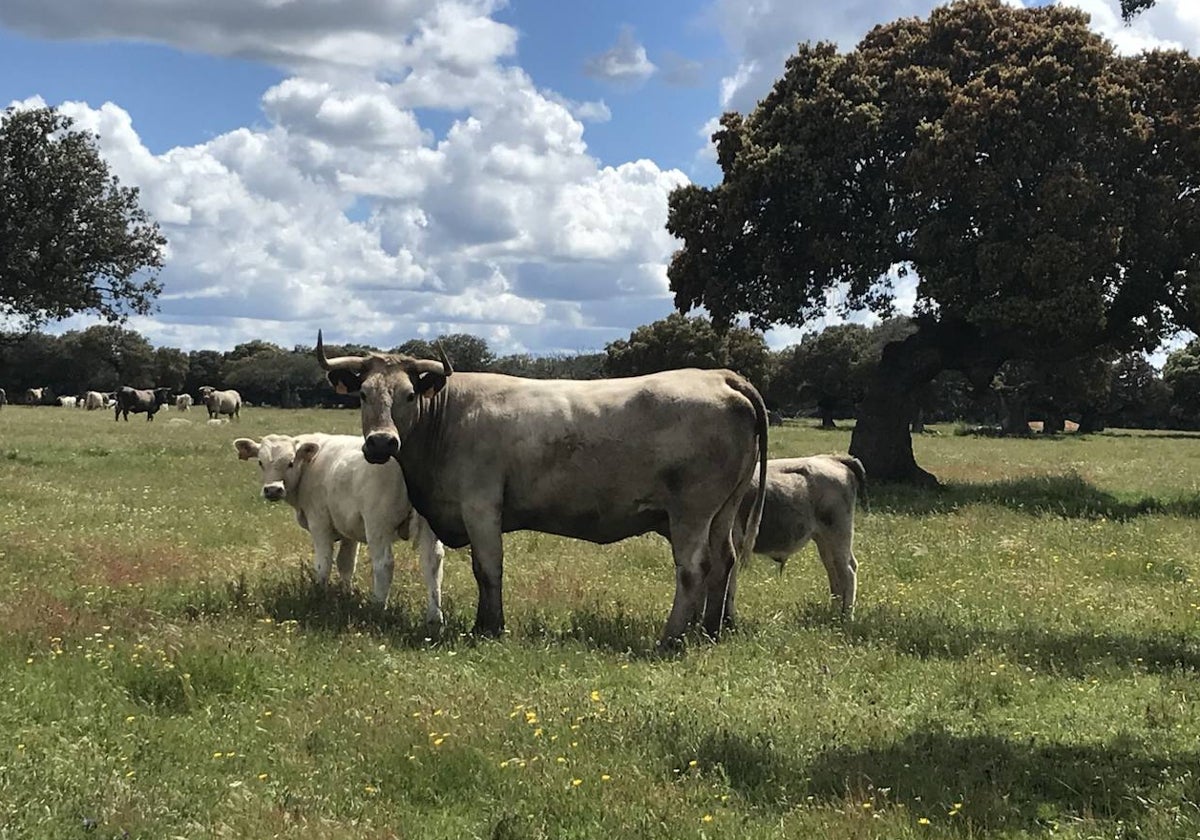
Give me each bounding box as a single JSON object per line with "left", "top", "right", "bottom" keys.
{"left": 666, "top": 0, "right": 1200, "bottom": 482}
{"left": 1122, "top": 0, "right": 1157, "bottom": 19}
{"left": 603, "top": 312, "right": 770, "bottom": 391}
{"left": 0, "top": 106, "right": 165, "bottom": 332}
{"left": 1, "top": 408, "right": 1199, "bottom": 837}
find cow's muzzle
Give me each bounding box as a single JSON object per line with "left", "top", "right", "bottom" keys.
{"left": 363, "top": 432, "right": 399, "bottom": 464}
{"left": 262, "top": 483, "right": 285, "bottom": 502}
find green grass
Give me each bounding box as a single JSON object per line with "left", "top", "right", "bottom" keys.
{"left": 1, "top": 405, "right": 1199, "bottom": 838}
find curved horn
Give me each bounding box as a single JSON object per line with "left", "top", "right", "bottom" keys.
{"left": 315, "top": 330, "right": 367, "bottom": 372}
{"left": 435, "top": 342, "right": 454, "bottom": 378}
{"left": 404, "top": 343, "right": 453, "bottom": 378}
{"left": 406, "top": 358, "right": 449, "bottom": 376}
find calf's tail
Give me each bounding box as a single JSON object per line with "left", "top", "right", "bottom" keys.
{"left": 835, "top": 454, "right": 869, "bottom": 512}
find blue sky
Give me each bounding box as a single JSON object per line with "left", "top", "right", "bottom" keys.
{"left": 0, "top": 0, "right": 1194, "bottom": 354}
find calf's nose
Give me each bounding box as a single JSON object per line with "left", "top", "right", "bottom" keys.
{"left": 362, "top": 432, "right": 399, "bottom": 464}
{"left": 262, "top": 483, "right": 285, "bottom": 501}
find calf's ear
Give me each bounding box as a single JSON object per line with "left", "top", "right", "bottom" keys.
{"left": 296, "top": 441, "right": 321, "bottom": 463}
{"left": 327, "top": 370, "right": 363, "bottom": 395}
{"left": 234, "top": 438, "right": 260, "bottom": 460}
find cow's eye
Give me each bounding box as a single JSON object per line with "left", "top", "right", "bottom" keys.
{"left": 406, "top": 392, "right": 416, "bottom": 402}
{"left": 288, "top": 460, "right": 295, "bottom": 469}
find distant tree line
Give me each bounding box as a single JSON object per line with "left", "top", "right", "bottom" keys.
{"left": 600, "top": 314, "right": 1199, "bottom": 433}
{"left": 0, "top": 326, "right": 605, "bottom": 408}
{"left": 2, "top": 316, "right": 1195, "bottom": 431}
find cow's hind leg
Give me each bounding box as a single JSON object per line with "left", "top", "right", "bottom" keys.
{"left": 336, "top": 539, "right": 358, "bottom": 595}
{"left": 702, "top": 464, "right": 757, "bottom": 639}
{"left": 660, "top": 516, "right": 713, "bottom": 647}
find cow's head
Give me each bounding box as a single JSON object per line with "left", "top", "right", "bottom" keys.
{"left": 153, "top": 387, "right": 172, "bottom": 405}
{"left": 234, "top": 435, "right": 320, "bottom": 501}
{"left": 316, "top": 331, "right": 452, "bottom": 464}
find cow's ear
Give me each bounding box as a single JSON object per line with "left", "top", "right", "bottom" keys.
{"left": 414, "top": 371, "right": 447, "bottom": 399}
{"left": 327, "top": 370, "right": 363, "bottom": 395}
{"left": 296, "top": 441, "right": 320, "bottom": 463}
{"left": 234, "top": 438, "right": 260, "bottom": 460}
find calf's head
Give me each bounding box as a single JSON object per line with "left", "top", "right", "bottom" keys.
{"left": 315, "top": 331, "right": 451, "bottom": 464}
{"left": 234, "top": 435, "right": 320, "bottom": 501}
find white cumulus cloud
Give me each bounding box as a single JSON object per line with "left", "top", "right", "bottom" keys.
{"left": 583, "top": 25, "right": 657, "bottom": 85}
{"left": 3, "top": 2, "right": 691, "bottom": 354}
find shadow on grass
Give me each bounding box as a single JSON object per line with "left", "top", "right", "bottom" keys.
{"left": 874, "top": 472, "right": 1200, "bottom": 521}
{"left": 179, "top": 570, "right": 474, "bottom": 649}
{"left": 178, "top": 570, "right": 695, "bottom": 657}
{"left": 646, "top": 721, "right": 1199, "bottom": 830}
{"left": 798, "top": 603, "right": 1200, "bottom": 678}
{"left": 516, "top": 605, "right": 667, "bottom": 659}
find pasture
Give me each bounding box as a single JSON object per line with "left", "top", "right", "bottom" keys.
{"left": 0, "top": 406, "right": 1199, "bottom": 839}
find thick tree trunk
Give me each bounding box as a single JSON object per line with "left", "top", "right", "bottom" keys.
{"left": 1041, "top": 409, "right": 1065, "bottom": 435}
{"left": 999, "top": 393, "right": 1029, "bottom": 436}
{"left": 850, "top": 330, "right": 945, "bottom": 486}
{"left": 819, "top": 405, "right": 837, "bottom": 429}
{"left": 910, "top": 407, "right": 926, "bottom": 434}
{"left": 851, "top": 319, "right": 1011, "bottom": 486}
{"left": 1077, "top": 408, "right": 1104, "bottom": 434}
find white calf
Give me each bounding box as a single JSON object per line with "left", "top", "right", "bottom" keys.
{"left": 733, "top": 454, "right": 866, "bottom": 616}
{"left": 234, "top": 433, "right": 445, "bottom": 622}
{"left": 176, "top": 394, "right": 193, "bottom": 411}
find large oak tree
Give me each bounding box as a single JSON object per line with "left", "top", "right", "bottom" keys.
{"left": 0, "top": 106, "right": 165, "bottom": 332}
{"left": 667, "top": 0, "right": 1200, "bottom": 483}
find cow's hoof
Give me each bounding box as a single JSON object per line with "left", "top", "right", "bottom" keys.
{"left": 471, "top": 622, "right": 504, "bottom": 638}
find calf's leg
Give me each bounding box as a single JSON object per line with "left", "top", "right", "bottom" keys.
{"left": 366, "top": 538, "right": 394, "bottom": 607}
{"left": 814, "top": 529, "right": 857, "bottom": 617}
{"left": 335, "top": 539, "right": 358, "bottom": 594}
{"left": 415, "top": 516, "right": 445, "bottom": 625}
{"left": 309, "top": 525, "right": 337, "bottom": 589}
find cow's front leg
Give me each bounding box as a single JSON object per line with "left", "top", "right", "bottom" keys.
{"left": 336, "top": 539, "right": 359, "bottom": 595}
{"left": 464, "top": 507, "right": 504, "bottom": 637}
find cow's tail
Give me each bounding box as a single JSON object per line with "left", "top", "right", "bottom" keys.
{"left": 834, "top": 454, "right": 869, "bottom": 512}
{"left": 728, "top": 375, "right": 768, "bottom": 567}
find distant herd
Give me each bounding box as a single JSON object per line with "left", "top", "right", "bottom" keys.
{"left": 2, "top": 336, "right": 866, "bottom": 648}
{"left": 0, "top": 384, "right": 241, "bottom": 421}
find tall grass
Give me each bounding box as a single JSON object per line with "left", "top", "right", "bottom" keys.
{"left": 0, "top": 406, "right": 1198, "bottom": 838}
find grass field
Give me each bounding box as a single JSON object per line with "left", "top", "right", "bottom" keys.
{"left": 1, "top": 405, "right": 1199, "bottom": 839}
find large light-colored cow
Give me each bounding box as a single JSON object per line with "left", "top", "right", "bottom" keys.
{"left": 234, "top": 433, "right": 446, "bottom": 621}
{"left": 316, "top": 332, "right": 768, "bottom": 646}
{"left": 176, "top": 394, "right": 193, "bottom": 412}
{"left": 202, "top": 388, "right": 241, "bottom": 420}
{"left": 731, "top": 454, "right": 867, "bottom": 618}
{"left": 84, "top": 391, "right": 107, "bottom": 410}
